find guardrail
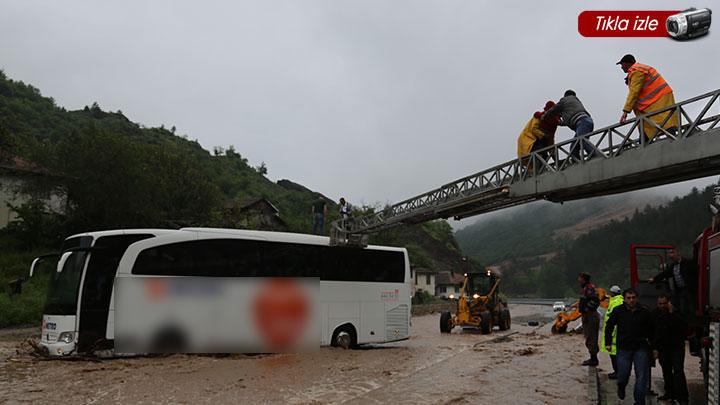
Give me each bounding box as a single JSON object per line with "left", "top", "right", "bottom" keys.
{"left": 507, "top": 298, "right": 569, "bottom": 306}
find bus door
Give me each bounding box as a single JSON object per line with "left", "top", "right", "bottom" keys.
{"left": 77, "top": 234, "right": 153, "bottom": 352}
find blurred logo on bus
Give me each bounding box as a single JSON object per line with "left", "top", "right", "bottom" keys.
{"left": 145, "top": 278, "right": 168, "bottom": 300}
{"left": 253, "top": 278, "right": 310, "bottom": 350}
{"left": 117, "top": 277, "right": 319, "bottom": 353}
{"left": 144, "top": 278, "right": 224, "bottom": 301}
{"left": 381, "top": 289, "right": 400, "bottom": 302}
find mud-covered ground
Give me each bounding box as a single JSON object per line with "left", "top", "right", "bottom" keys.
{"left": 0, "top": 305, "right": 596, "bottom": 404}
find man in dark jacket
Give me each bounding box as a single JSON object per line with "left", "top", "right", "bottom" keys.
{"left": 311, "top": 197, "right": 327, "bottom": 235}
{"left": 652, "top": 294, "right": 689, "bottom": 404}
{"left": 542, "top": 90, "right": 598, "bottom": 160}
{"left": 605, "top": 288, "right": 654, "bottom": 404}
{"left": 649, "top": 249, "right": 697, "bottom": 316}
{"left": 578, "top": 272, "right": 600, "bottom": 366}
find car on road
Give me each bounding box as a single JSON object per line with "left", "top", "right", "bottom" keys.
{"left": 552, "top": 301, "right": 566, "bottom": 312}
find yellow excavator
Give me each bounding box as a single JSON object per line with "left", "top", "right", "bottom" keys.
{"left": 551, "top": 287, "right": 609, "bottom": 333}
{"left": 440, "top": 268, "right": 510, "bottom": 334}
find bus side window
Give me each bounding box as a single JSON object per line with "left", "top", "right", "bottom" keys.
{"left": 261, "top": 242, "right": 318, "bottom": 278}
{"left": 132, "top": 239, "right": 405, "bottom": 281}
{"left": 225, "top": 241, "right": 251, "bottom": 277}
{"left": 193, "top": 239, "right": 262, "bottom": 277}
{"left": 193, "top": 240, "right": 231, "bottom": 277}
{"left": 369, "top": 250, "right": 404, "bottom": 283}
{"left": 134, "top": 243, "right": 195, "bottom": 276}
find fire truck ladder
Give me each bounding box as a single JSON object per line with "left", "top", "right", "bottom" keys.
{"left": 330, "top": 88, "right": 720, "bottom": 247}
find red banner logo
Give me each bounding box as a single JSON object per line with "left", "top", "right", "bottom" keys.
{"left": 579, "top": 10, "right": 681, "bottom": 37}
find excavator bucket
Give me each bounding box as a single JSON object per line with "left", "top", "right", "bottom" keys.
{"left": 551, "top": 308, "right": 580, "bottom": 334}
{"left": 551, "top": 288, "right": 608, "bottom": 334}
{"left": 551, "top": 323, "right": 567, "bottom": 334}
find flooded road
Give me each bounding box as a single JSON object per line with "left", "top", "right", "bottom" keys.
{"left": 1, "top": 304, "right": 590, "bottom": 404}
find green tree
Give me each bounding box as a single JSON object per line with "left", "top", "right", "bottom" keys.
{"left": 256, "top": 162, "right": 268, "bottom": 175}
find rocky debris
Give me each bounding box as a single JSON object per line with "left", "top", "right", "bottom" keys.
{"left": 514, "top": 347, "right": 537, "bottom": 356}
{"left": 486, "top": 332, "right": 519, "bottom": 344}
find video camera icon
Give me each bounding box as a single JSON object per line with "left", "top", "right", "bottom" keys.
{"left": 666, "top": 8, "right": 712, "bottom": 40}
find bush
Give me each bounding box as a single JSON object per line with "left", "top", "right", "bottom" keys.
{"left": 3, "top": 200, "right": 64, "bottom": 250}
{"left": 0, "top": 272, "right": 49, "bottom": 328}
{"left": 0, "top": 245, "right": 54, "bottom": 328}
{"left": 412, "top": 289, "right": 433, "bottom": 305}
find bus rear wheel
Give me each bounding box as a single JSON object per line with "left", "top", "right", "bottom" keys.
{"left": 332, "top": 325, "right": 357, "bottom": 349}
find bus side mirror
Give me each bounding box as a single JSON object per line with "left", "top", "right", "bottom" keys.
{"left": 29, "top": 253, "right": 61, "bottom": 278}
{"left": 56, "top": 252, "right": 73, "bottom": 273}
{"left": 29, "top": 258, "right": 40, "bottom": 278}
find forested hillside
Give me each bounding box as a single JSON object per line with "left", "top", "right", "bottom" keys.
{"left": 563, "top": 186, "right": 714, "bottom": 290}
{"left": 0, "top": 70, "right": 341, "bottom": 236}
{"left": 455, "top": 193, "right": 658, "bottom": 264}
{"left": 455, "top": 186, "right": 716, "bottom": 297}
{"left": 0, "top": 71, "right": 468, "bottom": 326}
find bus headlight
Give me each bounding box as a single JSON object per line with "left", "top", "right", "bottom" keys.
{"left": 666, "top": 8, "right": 712, "bottom": 40}
{"left": 58, "top": 332, "right": 75, "bottom": 343}
{"left": 448, "top": 294, "right": 455, "bottom": 299}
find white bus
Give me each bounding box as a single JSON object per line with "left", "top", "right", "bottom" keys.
{"left": 33, "top": 228, "right": 410, "bottom": 355}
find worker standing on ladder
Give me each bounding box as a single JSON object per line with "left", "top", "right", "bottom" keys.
{"left": 542, "top": 90, "right": 598, "bottom": 160}
{"left": 339, "top": 197, "right": 351, "bottom": 219}
{"left": 516, "top": 101, "right": 561, "bottom": 161}
{"left": 617, "top": 54, "right": 679, "bottom": 140}
{"left": 311, "top": 196, "right": 327, "bottom": 235}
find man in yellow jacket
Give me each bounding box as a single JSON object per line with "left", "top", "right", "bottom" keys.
{"left": 601, "top": 285, "right": 624, "bottom": 380}
{"left": 517, "top": 101, "right": 561, "bottom": 158}
{"left": 617, "top": 54, "right": 678, "bottom": 140}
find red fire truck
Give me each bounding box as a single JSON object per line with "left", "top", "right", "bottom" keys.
{"left": 629, "top": 193, "right": 720, "bottom": 403}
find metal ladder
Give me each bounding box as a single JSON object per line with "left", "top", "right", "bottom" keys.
{"left": 331, "top": 89, "right": 720, "bottom": 247}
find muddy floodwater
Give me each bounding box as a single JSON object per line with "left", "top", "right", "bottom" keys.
{"left": 1, "top": 305, "right": 592, "bottom": 404}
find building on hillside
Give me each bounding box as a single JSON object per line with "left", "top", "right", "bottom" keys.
{"left": 435, "top": 271, "right": 466, "bottom": 298}
{"left": 411, "top": 267, "right": 436, "bottom": 296}
{"left": 0, "top": 150, "right": 66, "bottom": 228}
{"left": 230, "top": 197, "right": 288, "bottom": 231}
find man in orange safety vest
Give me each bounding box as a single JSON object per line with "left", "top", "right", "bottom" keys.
{"left": 617, "top": 54, "right": 678, "bottom": 140}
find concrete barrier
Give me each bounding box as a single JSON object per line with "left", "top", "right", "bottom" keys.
{"left": 588, "top": 366, "right": 600, "bottom": 404}
{"left": 411, "top": 302, "right": 456, "bottom": 316}
{"left": 508, "top": 298, "right": 571, "bottom": 305}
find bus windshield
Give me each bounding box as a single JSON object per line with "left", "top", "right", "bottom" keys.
{"left": 43, "top": 236, "right": 92, "bottom": 315}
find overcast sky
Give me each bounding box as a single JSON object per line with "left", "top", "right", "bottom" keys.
{"left": 1, "top": 0, "right": 718, "bottom": 220}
